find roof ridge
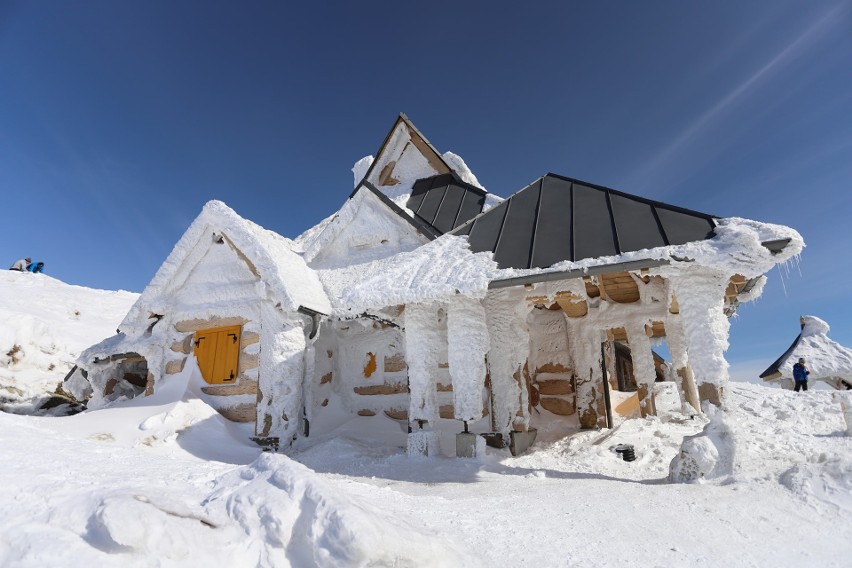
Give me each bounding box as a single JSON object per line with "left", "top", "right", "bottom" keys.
{"left": 543, "top": 172, "right": 719, "bottom": 220}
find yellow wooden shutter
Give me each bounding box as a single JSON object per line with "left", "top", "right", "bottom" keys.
{"left": 193, "top": 325, "right": 241, "bottom": 384}
{"left": 194, "top": 331, "right": 216, "bottom": 382}
{"left": 221, "top": 327, "right": 240, "bottom": 382}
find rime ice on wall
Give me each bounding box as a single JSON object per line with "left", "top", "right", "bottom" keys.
{"left": 625, "top": 321, "right": 657, "bottom": 413}
{"left": 485, "top": 289, "right": 530, "bottom": 434}
{"left": 665, "top": 315, "right": 700, "bottom": 411}
{"left": 667, "top": 265, "right": 731, "bottom": 404}
{"left": 74, "top": 199, "right": 328, "bottom": 422}
{"left": 447, "top": 296, "right": 489, "bottom": 422}
{"left": 405, "top": 302, "right": 441, "bottom": 423}
{"left": 566, "top": 318, "right": 605, "bottom": 429}
{"left": 527, "top": 309, "right": 572, "bottom": 374}
{"left": 257, "top": 307, "right": 307, "bottom": 441}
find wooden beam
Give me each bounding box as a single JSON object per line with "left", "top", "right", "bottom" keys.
{"left": 599, "top": 272, "right": 640, "bottom": 303}
{"left": 555, "top": 291, "right": 588, "bottom": 317}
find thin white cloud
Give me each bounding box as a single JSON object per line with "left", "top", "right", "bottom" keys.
{"left": 631, "top": 4, "right": 849, "bottom": 188}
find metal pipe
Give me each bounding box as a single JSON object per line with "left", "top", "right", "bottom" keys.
{"left": 601, "top": 341, "right": 613, "bottom": 429}
{"left": 488, "top": 259, "right": 671, "bottom": 290}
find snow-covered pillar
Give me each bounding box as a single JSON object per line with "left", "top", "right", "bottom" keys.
{"left": 404, "top": 302, "right": 443, "bottom": 456}
{"left": 485, "top": 288, "right": 531, "bottom": 435}
{"left": 404, "top": 301, "right": 441, "bottom": 418}
{"left": 256, "top": 306, "right": 307, "bottom": 448}
{"left": 448, "top": 296, "right": 489, "bottom": 458}
{"left": 625, "top": 322, "right": 657, "bottom": 417}
{"left": 668, "top": 266, "right": 731, "bottom": 407}
{"left": 665, "top": 315, "right": 700, "bottom": 413}
{"left": 569, "top": 322, "right": 607, "bottom": 429}
{"left": 447, "top": 295, "right": 489, "bottom": 423}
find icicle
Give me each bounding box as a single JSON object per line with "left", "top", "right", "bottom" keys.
{"left": 776, "top": 264, "right": 788, "bottom": 297}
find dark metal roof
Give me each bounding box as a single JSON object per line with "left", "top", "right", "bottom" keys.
{"left": 451, "top": 173, "right": 718, "bottom": 270}
{"left": 406, "top": 173, "right": 488, "bottom": 234}
{"left": 759, "top": 323, "right": 804, "bottom": 379}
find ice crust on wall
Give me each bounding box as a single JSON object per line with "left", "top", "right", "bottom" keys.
{"left": 405, "top": 302, "right": 440, "bottom": 423}
{"left": 666, "top": 266, "right": 732, "bottom": 391}
{"left": 625, "top": 321, "right": 657, "bottom": 405}
{"left": 484, "top": 289, "right": 529, "bottom": 434}
{"left": 76, "top": 201, "right": 327, "bottom": 427}
{"left": 447, "top": 296, "right": 489, "bottom": 422}
{"left": 257, "top": 308, "right": 307, "bottom": 441}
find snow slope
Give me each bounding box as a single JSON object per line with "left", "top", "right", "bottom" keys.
{"left": 0, "top": 271, "right": 137, "bottom": 412}
{"left": 2, "top": 266, "right": 851, "bottom": 567}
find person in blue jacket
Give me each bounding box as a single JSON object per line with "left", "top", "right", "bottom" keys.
{"left": 28, "top": 261, "right": 45, "bottom": 274}
{"left": 793, "top": 357, "right": 810, "bottom": 392}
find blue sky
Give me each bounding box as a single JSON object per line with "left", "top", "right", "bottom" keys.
{"left": 1, "top": 1, "right": 851, "bottom": 379}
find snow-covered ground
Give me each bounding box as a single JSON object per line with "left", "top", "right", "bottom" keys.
{"left": 1, "top": 274, "right": 851, "bottom": 567}
{"left": 0, "top": 271, "right": 138, "bottom": 413}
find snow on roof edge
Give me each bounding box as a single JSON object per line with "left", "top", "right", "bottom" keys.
{"left": 338, "top": 215, "right": 804, "bottom": 314}
{"left": 121, "top": 200, "right": 331, "bottom": 329}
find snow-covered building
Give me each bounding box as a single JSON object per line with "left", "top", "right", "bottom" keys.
{"left": 760, "top": 315, "right": 852, "bottom": 390}
{"left": 68, "top": 114, "right": 804, "bottom": 455}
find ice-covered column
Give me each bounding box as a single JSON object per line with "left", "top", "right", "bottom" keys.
{"left": 568, "top": 322, "right": 607, "bottom": 429}
{"left": 257, "top": 306, "right": 307, "bottom": 447}
{"left": 665, "top": 315, "right": 700, "bottom": 413}
{"left": 404, "top": 301, "right": 441, "bottom": 424}
{"left": 485, "top": 288, "right": 531, "bottom": 435}
{"left": 447, "top": 296, "right": 489, "bottom": 423}
{"left": 404, "top": 301, "right": 443, "bottom": 456}
{"left": 301, "top": 337, "right": 316, "bottom": 436}
{"left": 668, "top": 266, "right": 731, "bottom": 406}
{"left": 625, "top": 321, "right": 657, "bottom": 417}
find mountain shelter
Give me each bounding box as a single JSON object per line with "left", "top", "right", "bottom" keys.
{"left": 67, "top": 115, "right": 804, "bottom": 456}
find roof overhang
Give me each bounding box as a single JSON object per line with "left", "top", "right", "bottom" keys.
{"left": 488, "top": 239, "right": 790, "bottom": 290}
{"left": 488, "top": 258, "right": 670, "bottom": 289}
